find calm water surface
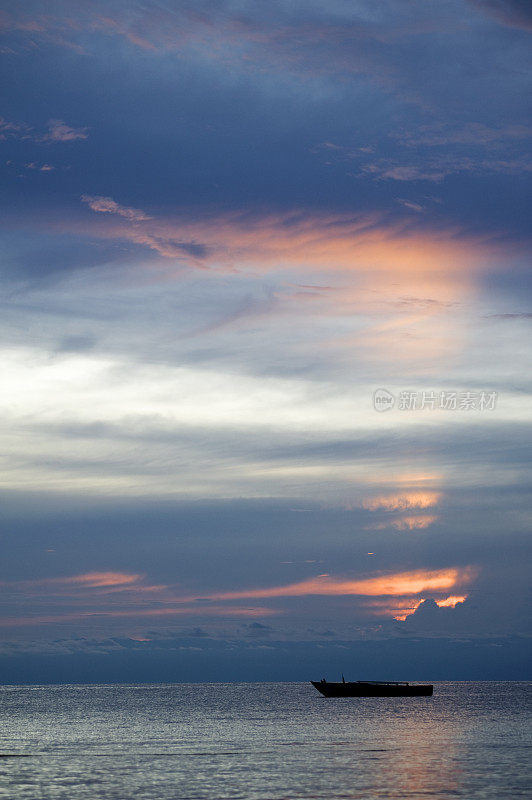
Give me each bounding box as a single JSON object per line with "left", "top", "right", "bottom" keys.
{"left": 0, "top": 682, "right": 530, "bottom": 799}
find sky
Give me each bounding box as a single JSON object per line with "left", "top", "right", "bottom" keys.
{"left": 0, "top": 0, "right": 531, "bottom": 683}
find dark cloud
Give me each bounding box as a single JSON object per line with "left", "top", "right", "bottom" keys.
{"left": 0, "top": 232, "right": 143, "bottom": 281}
{"left": 0, "top": 0, "right": 529, "bottom": 238}
{"left": 0, "top": 0, "right": 530, "bottom": 679}
{"left": 485, "top": 312, "right": 532, "bottom": 320}
{"left": 397, "top": 592, "right": 532, "bottom": 637}
{"left": 244, "top": 622, "right": 273, "bottom": 637}
{"left": 0, "top": 634, "right": 529, "bottom": 683}
{"left": 56, "top": 334, "right": 97, "bottom": 353}
{"left": 471, "top": 0, "right": 532, "bottom": 31}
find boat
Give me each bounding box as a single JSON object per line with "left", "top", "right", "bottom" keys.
{"left": 311, "top": 677, "right": 433, "bottom": 697}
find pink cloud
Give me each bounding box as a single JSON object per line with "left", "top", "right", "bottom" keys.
{"left": 68, "top": 204, "right": 493, "bottom": 285}
{"left": 81, "top": 194, "right": 152, "bottom": 222}
{"left": 44, "top": 119, "right": 88, "bottom": 142}
{"left": 58, "top": 571, "right": 140, "bottom": 587}
{"left": 54, "top": 202, "right": 502, "bottom": 365}
{"left": 0, "top": 570, "right": 143, "bottom": 591}
{"left": 0, "top": 566, "right": 477, "bottom": 628}
{"left": 0, "top": 116, "right": 88, "bottom": 143}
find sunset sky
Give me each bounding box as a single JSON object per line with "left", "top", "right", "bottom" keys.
{"left": 1, "top": 0, "right": 531, "bottom": 682}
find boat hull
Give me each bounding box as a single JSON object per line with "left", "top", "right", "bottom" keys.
{"left": 311, "top": 681, "right": 433, "bottom": 697}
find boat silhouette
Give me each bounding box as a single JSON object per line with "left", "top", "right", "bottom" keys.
{"left": 311, "top": 676, "right": 433, "bottom": 697}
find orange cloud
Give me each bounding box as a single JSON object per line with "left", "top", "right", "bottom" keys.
{"left": 0, "top": 565, "right": 475, "bottom": 628}
{"left": 201, "top": 567, "right": 476, "bottom": 601}
{"left": 55, "top": 205, "right": 501, "bottom": 366}
{"left": 75, "top": 208, "right": 491, "bottom": 285}
{"left": 393, "top": 603, "right": 423, "bottom": 621}
{"left": 393, "top": 594, "right": 468, "bottom": 620}
{"left": 369, "top": 472, "right": 444, "bottom": 487}
{"left": 436, "top": 595, "right": 467, "bottom": 608}
{"left": 363, "top": 492, "right": 441, "bottom": 511}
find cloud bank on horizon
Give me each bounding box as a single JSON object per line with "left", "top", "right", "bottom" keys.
{"left": 0, "top": 0, "right": 530, "bottom": 676}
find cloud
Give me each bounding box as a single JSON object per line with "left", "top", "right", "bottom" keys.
{"left": 0, "top": 116, "right": 33, "bottom": 140}
{"left": 2, "top": 1, "right": 528, "bottom": 127}
{"left": 0, "top": 571, "right": 145, "bottom": 591}
{"left": 360, "top": 155, "right": 532, "bottom": 182}
{"left": 324, "top": 122, "right": 532, "bottom": 188}
{"left": 375, "top": 165, "right": 448, "bottom": 183}
{"left": 0, "top": 116, "right": 88, "bottom": 143}
{"left": 0, "top": 0, "right": 530, "bottom": 670}
{"left": 470, "top": 0, "right": 532, "bottom": 31}
{"left": 395, "top": 123, "right": 532, "bottom": 147}
{"left": 81, "top": 195, "right": 152, "bottom": 222}
{"left": 58, "top": 571, "right": 140, "bottom": 587}
{"left": 485, "top": 312, "right": 532, "bottom": 320}
{"left": 393, "top": 595, "right": 468, "bottom": 621}
{"left": 436, "top": 595, "right": 468, "bottom": 608}
{"left": 0, "top": 633, "right": 529, "bottom": 681}
{"left": 56, "top": 334, "right": 97, "bottom": 353}
{"left": 0, "top": 568, "right": 280, "bottom": 628}
{"left": 392, "top": 515, "right": 438, "bottom": 530}
{"left": 396, "top": 596, "right": 468, "bottom": 629}
{"left": 201, "top": 567, "right": 476, "bottom": 601}
{"left": 244, "top": 621, "right": 273, "bottom": 637}
{"left": 364, "top": 516, "right": 438, "bottom": 531}
{"left": 361, "top": 494, "right": 440, "bottom": 531}
{"left": 397, "top": 199, "right": 424, "bottom": 212}
{"left": 25, "top": 162, "right": 54, "bottom": 171}
{"left": 0, "top": 606, "right": 277, "bottom": 628}
{"left": 362, "top": 492, "right": 441, "bottom": 511}
{"left": 66, "top": 205, "right": 494, "bottom": 283}
{"left": 43, "top": 119, "right": 88, "bottom": 142}
{"left": 0, "top": 563, "right": 478, "bottom": 631}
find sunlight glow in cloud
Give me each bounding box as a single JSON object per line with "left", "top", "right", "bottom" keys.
{"left": 363, "top": 492, "right": 441, "bottom": 511}
{"left": 0, "top": 0, "right": 529, "bottom": 663}
{"left": 73, "top": 208, "right": 493, "bottom": 285}
{"left": 202, "top": 568, "right": 476, "bottom": 601}
{"left": 436, "top": 595, "right": 468, "bottom": 608}
{"left": 393, "top": 594, "right": 468, "bottom": 621}
{"left": 62, "top": 202, "right": 499, "bottom": 365}
{"left": 0, "top": 567, "right": 476, "bottom": 630}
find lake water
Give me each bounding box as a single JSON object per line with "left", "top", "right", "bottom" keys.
{"left": 0, "top": 682, "right": 530, "bottom": 799}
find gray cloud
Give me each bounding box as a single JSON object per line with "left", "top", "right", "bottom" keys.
{"left": 470, "top": 0, "right": 532, "bottom": 31}
{"left": 0, "top": 633, "right": 529, "bottom": 682}
{"left": 0, "top": 0, "right": 530, "bottom": 676}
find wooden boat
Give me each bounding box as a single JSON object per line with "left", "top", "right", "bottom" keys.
{"left": 311, "top": 678, "right": 433, "bottom": 697}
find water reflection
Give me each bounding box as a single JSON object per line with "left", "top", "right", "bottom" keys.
{"left": 0, "top": 682, "right": 529, "bottom": 800}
